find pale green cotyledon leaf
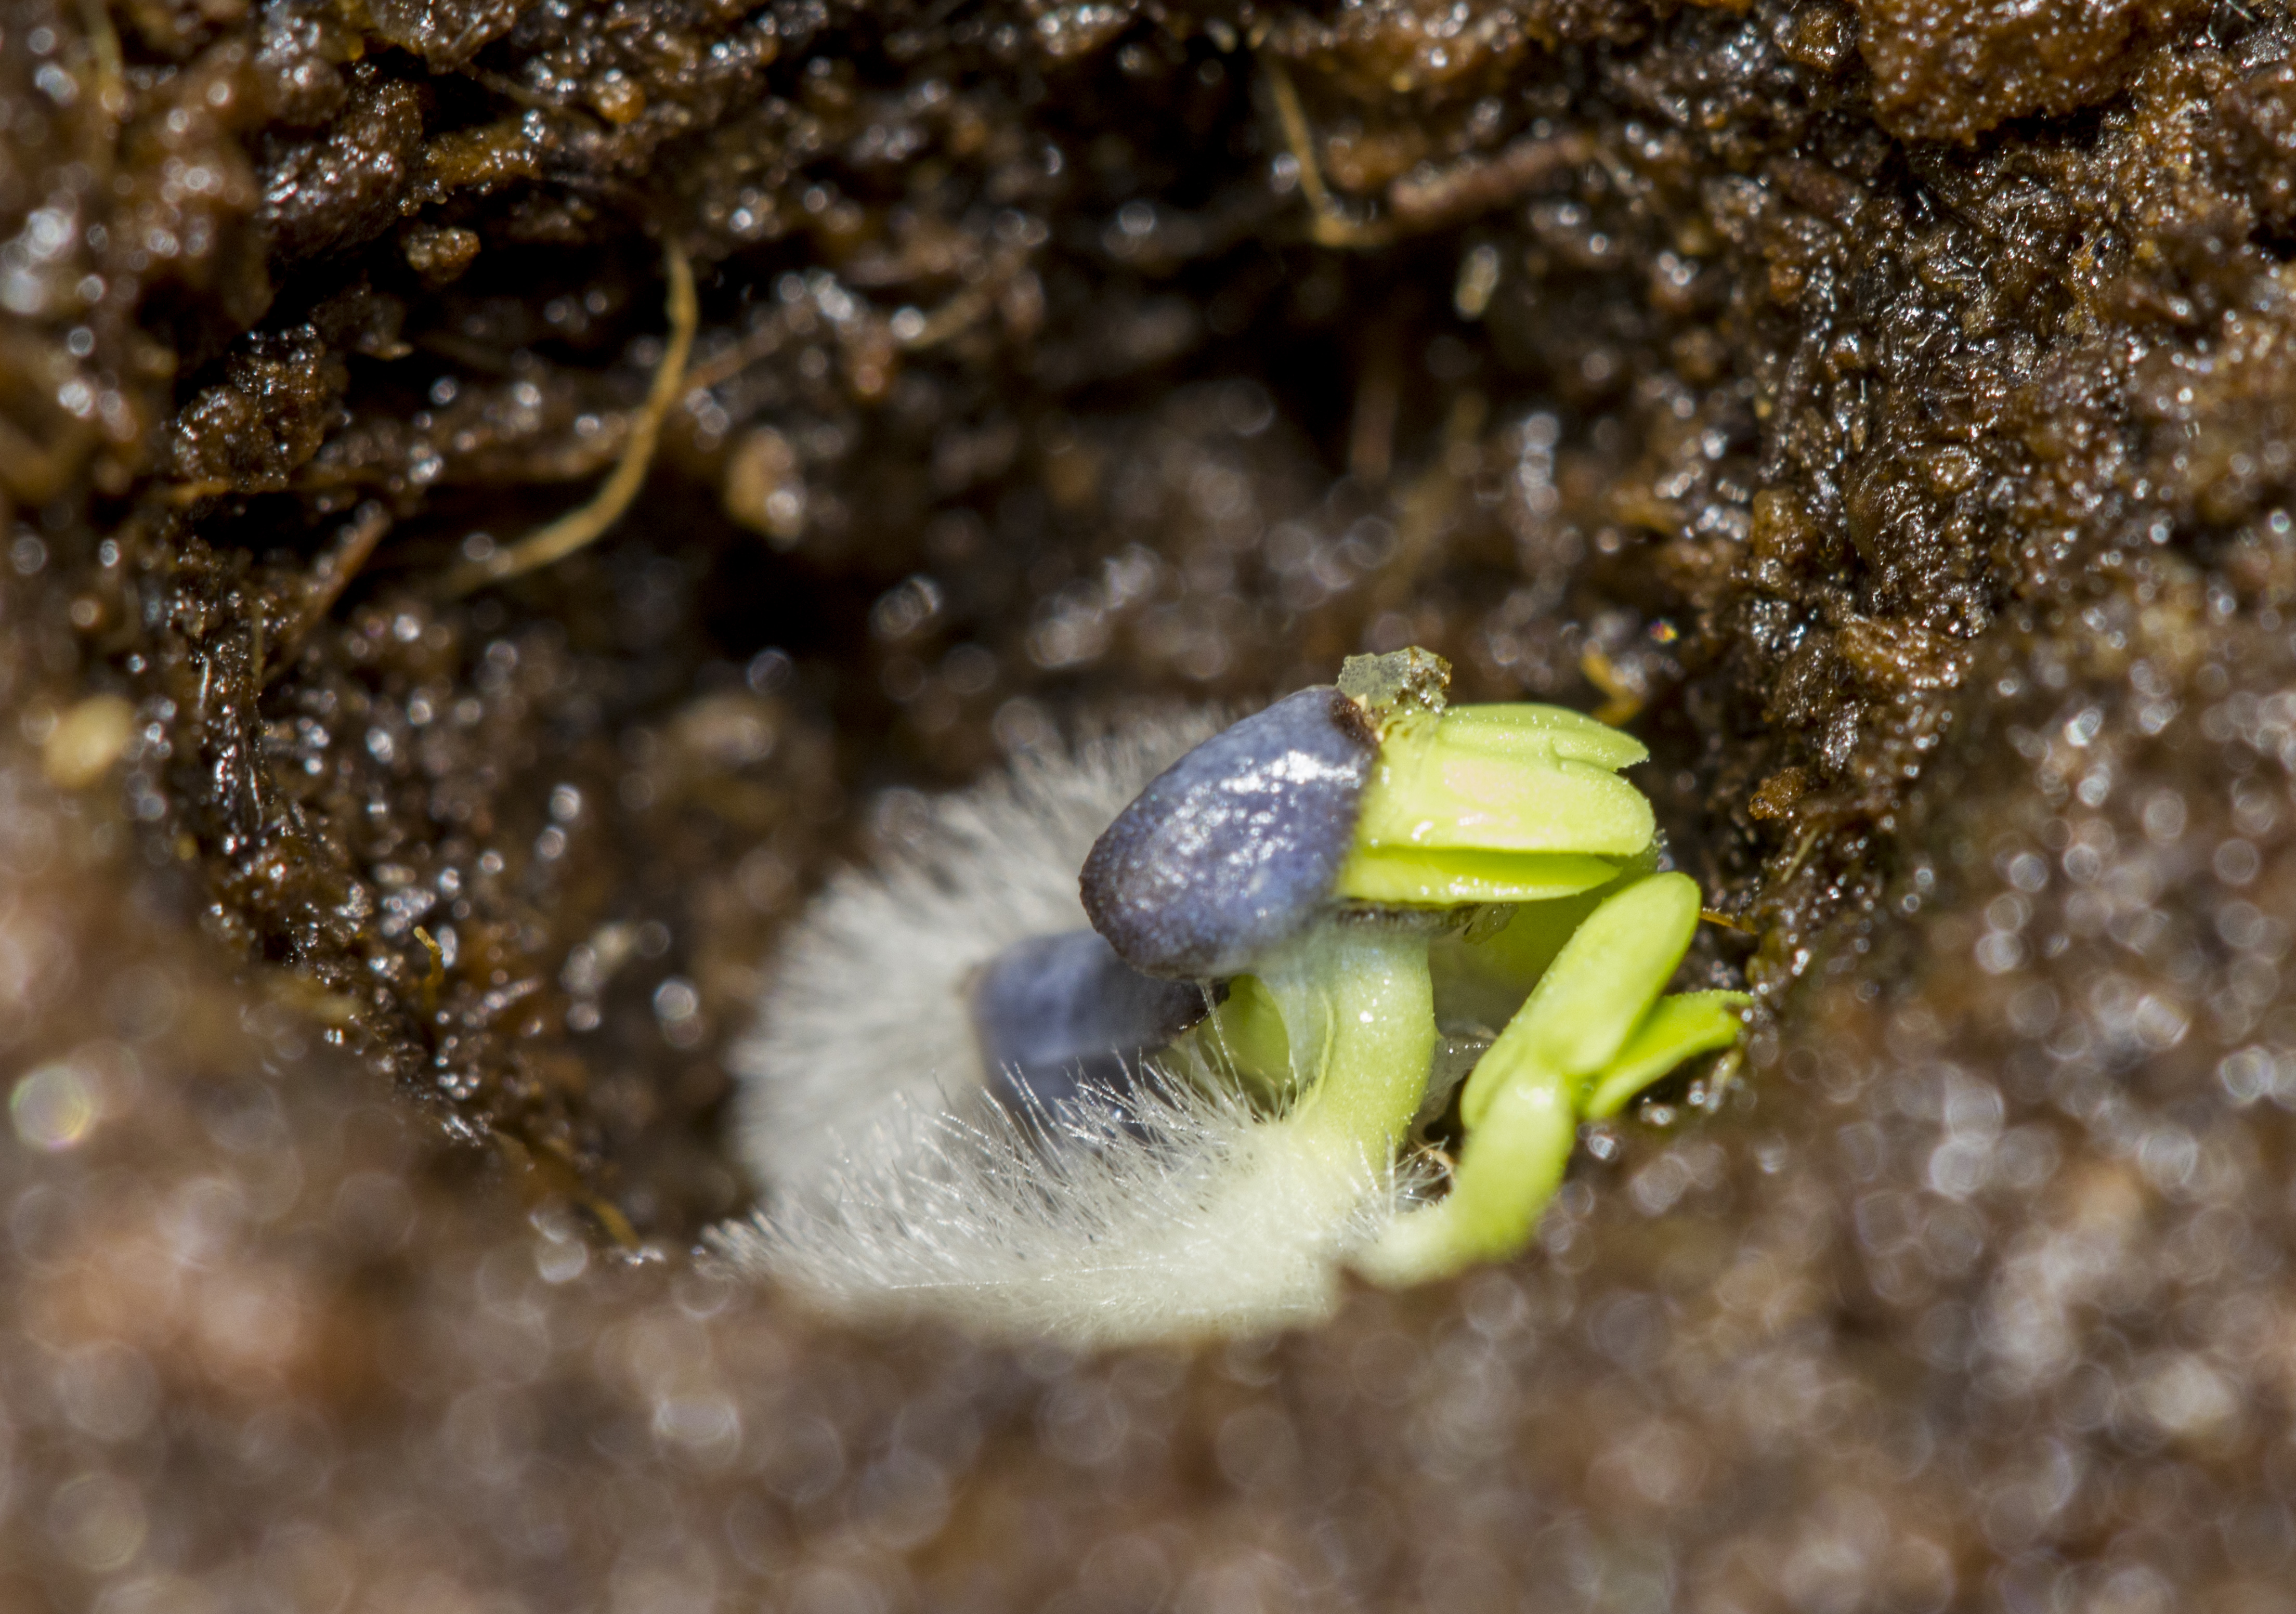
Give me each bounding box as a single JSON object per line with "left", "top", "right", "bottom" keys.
{"left": 1433, "top": 703, "right": 1650, "bottom": 771}
{"left": 1457, "top": 871, "right": 1702, "bottom": 1129}
{"left": 1354, "top": 716, "right": 1655, "bottom": 858}
{"left": 1581, "top": 990, "right": 1751, "bottom": 1120}
{"left": 1332, "top": 846, "right": 1620, "bottom": 906}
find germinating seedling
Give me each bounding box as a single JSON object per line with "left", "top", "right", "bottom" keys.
{"left": 1081, "top": 647, "right": 1743, "bottom": 1287}
{"left": 718, "top": 648, "right": 1745, "bottom": 1344}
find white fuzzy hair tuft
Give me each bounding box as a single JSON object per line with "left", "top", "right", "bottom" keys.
{"left": 711, "top": 1072, "right": 1423, "bottom": 1346}
{"left": 717, "top": 714, "right": 1420, "bottom": 1347}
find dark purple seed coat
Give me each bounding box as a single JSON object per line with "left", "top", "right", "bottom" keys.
{"left": 1079, "top": 686, "right": 1377, "bottom": 979}
{"left": 967, "top": 929, "right": 1212, "bottom": 1116}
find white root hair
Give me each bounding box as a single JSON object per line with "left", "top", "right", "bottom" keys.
{"left": 715, "top": 714, "right": 1421, "bottom": 1347}
{"left": 711, "top": 1072, "right": 1423, "bottom": 1346}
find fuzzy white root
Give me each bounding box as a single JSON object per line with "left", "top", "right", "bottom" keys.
{"left": 711, "top": 717, "right": 1405, "bottom": 1344}
{"left": 718, "top": 716, "right": 1421, "bottom": 1347}
{"left": 710, "top": 1072, "right": 1425, "bottom": 1346}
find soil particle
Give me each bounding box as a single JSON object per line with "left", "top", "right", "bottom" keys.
{"left": 258, "top": 71, "right": 428, "bottom": 264}
{"left": 1857, "top": 0, "right": 2214, "bottom": 143}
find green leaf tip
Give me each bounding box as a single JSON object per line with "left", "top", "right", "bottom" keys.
{"left": 1581, "top": 991, "right": 1751, "bottom": 1121}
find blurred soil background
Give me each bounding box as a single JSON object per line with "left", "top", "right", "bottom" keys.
{"left": 5, "top": 0, "right": 2296, "bottom": 1607}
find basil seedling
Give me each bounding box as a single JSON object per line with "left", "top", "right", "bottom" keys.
{"left": 716, "top": 650, "right": 1744, "bottom": 1344}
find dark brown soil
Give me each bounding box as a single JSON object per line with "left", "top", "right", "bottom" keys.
{"left": 5, "top": 0, "right": 2296, "bottom": 1606}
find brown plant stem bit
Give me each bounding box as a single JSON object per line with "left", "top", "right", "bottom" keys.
{"left": 262, "top": 501, "right": 392, "bottom": 684}
{"left": 1260, "top": 51, "right": 1395, "bottom": 250}
{"left": 1578, "top": 644, "right": 1644, "bottom": 728}
{"left": 443, "top": 239, "right": 698, "bottom": 595}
